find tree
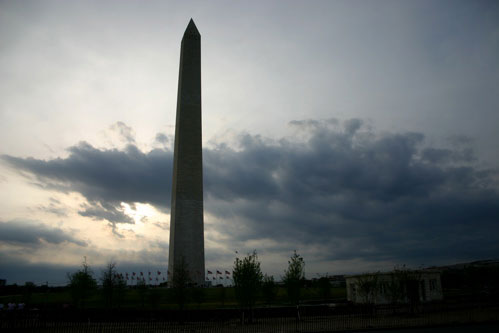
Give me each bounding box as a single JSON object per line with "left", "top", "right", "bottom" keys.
{"left": 67, "top": 257, "right": 97, "bottom": 308}
{"left": 387, "top": 265, "right": 422, "bottom": 313}
{"left": 171, "top": 256, "right": 191, "bottom": 311}
{"left": 233, "top": 250, "right": 263, "bottom": 323}
{"left": 386, "top": 267, "right": 407, "bottom": 305}
{"left": 316, "top": 275, "right": 331, "bottom": 301}
{"left": 262, "top": 275, "right": 277, "bottom": 306}
{"left": 282, "top": 251, "right": 305, "bottom": 305}
{"left": 101, "top": 262, "right": 126, "bottom": 309}
{"left": 23, "top": 282, "right": 36, "bottom": 305}
{"left": 356, "top": 272, "right": 380, "bottom": 312}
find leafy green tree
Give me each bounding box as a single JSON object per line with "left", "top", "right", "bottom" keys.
{"left": 262, "top": 274, "right": 277, "bottom": 306}
{"left": 356, "top": 273, "right": 380, "bottom": 307}
{"left": 67, "top": 258, "right": 97, "bottom": 308}
{"left": 282, "top": 251, "right": 305, "bottom": 305}
{"left": 23, "top": 282, "right": 36, "bottom": 305}
{"left": 171, "top": 256, "right": 191, "bottom": 310}
{"left": 387, "top": 267, "right": 407, "bottom": 305}
{"left": 387, "top": 265, "right": 422, "bottom": 313}
{"left": 233, "top": 250, "right": 263, "bottom": 322}
{"left": 316, "top": 275, "right": 331, "bottom": 301}
{"left": 101, "top": 261, "right": 126, "bottom": 308}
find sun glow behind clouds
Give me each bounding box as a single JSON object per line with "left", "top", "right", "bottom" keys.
{"left": 121, "top": 202, "right": 162, "bottom": 229}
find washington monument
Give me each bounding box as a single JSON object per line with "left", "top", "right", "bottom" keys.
{"left": 168, "top": 19, "right": 205, "bottom": 286}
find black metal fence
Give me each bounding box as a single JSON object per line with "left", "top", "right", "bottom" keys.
{"left": 1, "top": 304, "right": 498, "bottom": 332}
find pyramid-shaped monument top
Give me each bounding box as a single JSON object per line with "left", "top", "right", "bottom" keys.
{"left": 183, "top": 19, "right": 200, "bottom": 39}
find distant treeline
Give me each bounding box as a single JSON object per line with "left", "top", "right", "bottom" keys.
{"left": 441, "top": 264, "right": 499, "bottom": 299}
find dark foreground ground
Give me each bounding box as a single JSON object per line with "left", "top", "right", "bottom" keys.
{"left": 1, "top": 304, "right": 498, "bottom": 332}
{"left": 358, "top": 322, "right": 499, "bottom": 333}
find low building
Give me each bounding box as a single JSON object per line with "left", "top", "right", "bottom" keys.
{"left": 346, "top": 269, "right": 442, "bottom": 304}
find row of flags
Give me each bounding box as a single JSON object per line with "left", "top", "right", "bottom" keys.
{"left": 207, "top": 270, "right": 231, "bottom": 275}
{"left": 206, "top": 270, "right": 231, "bottom": 281}
{"left": 112, "top": 270, "right": 232, "bottom": 282}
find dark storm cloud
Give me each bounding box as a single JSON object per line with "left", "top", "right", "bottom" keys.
{"left": 205, "top": 119, "right": 499, "bottom": 265}
{"left": 0, "top": 220, "right": 87, "bottom": 247}
{"left": 2, "top": 119, "right": 499, "bottom": 265}
{"left": 2, "top": 141, "right": 172, "bottom": 215}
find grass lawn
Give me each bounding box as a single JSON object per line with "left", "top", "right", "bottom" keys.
{"left": 1, "top": 286, "right": 347, "bottom": 310}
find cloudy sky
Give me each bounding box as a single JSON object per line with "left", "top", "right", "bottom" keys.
{"left": 1, "top": 0, "right": 498, "bottom": 285}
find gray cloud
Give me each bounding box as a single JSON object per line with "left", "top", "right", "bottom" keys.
{"left": 204, "top": 120, "right": 499, "bottom": 266}
{"left": 155, "top": 133, "right": 169, "bottom": 145}
{"left": 34, "top": 197, "right": 68, "bottom": 217}
{"left": 2, "top": 141, "right": 172, "bottom": 210}
{"left": 78, "top": 201, "right": 133, "bottom": 224}
{"left": 0, "top": 220, "right": 87, "bottom": 247}
{"left": 110, "top": 121, "right": 136, "bottom": 144}
{"left": 78, "top": 200, "right": 134, "bottom": 238}
{"left": 2, "top": 119, "right": 499, "bottom": 267}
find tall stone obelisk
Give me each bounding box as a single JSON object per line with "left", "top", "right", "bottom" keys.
{"left": 168, "top": 19, "right": 205, "bottom": 286}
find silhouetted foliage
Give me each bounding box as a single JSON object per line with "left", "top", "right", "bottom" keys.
{"left": 67, "top": 258, "right": 97, "bottom": 308}
{"left": 441, "top": 264, "right": 499, "bottom": 299}
{"left": 316, "top": 275, "right": 331, "bottom": 301}
{"left": 171, "top": 256, "right": 191, "bottom": 310}
{"left": 386, "top": 274, "right": 404, "bottom": 305}
{"left": 282, "top": 251, "right": 305, "bottom": 305}
{"left": 262, "top": 274, "right": 277, "bottom": 306}
{"left": 233, "top": 250, "right": 263, "bottom": 322}
{"left": 23, "top": 282, "right": 35, "bottom": 305}
{"left": 387, "top": 265, "right": 422, "bottom": 312}
{"left": 101, "top": 262, "right": 126, "bottom": 309}
{"left": 356, "top": 273, "right": 379, "bottom": 305}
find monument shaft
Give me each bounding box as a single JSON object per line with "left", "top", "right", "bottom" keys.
{"left": 168, "top": 20, "right": 205, "bottom": 286}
